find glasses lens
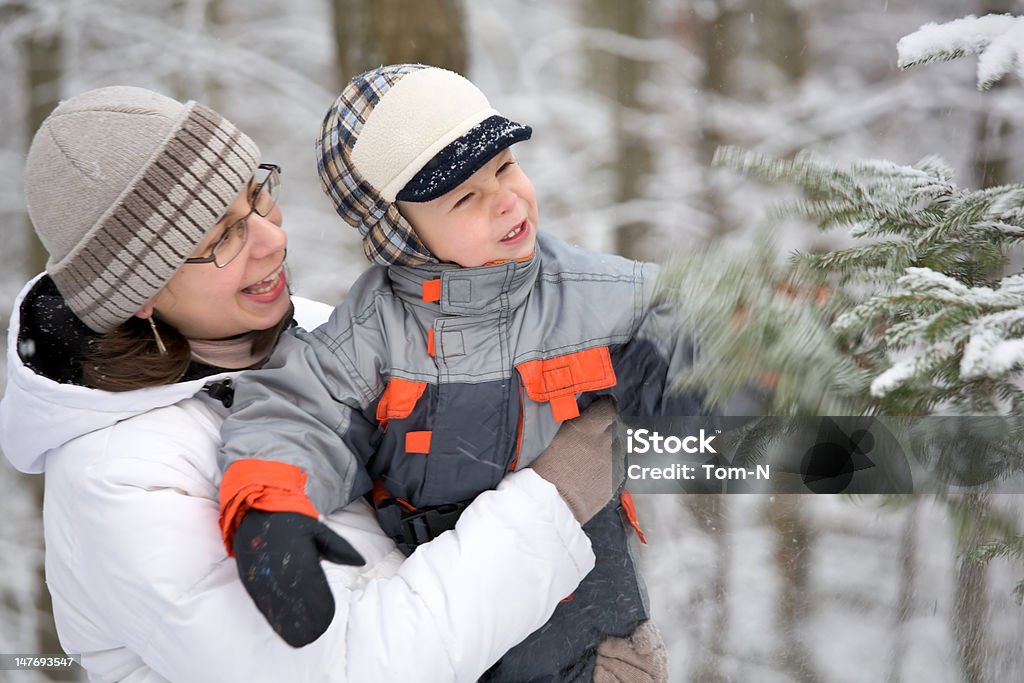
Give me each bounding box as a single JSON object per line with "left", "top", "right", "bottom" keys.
{"left": 252, "top": 167, "right": 280, "bottom": 217}
{"left": 213, "top": 218, "right": 248, "bottom": 267}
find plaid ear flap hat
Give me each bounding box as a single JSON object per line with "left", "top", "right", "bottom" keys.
{"left": 316, "top": 64, "right": 532, "bottom": 266}
{"left": 23, "top": 85, "right": 261, "bottom": 333}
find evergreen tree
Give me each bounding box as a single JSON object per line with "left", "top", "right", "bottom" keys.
{"left": 666, "top": 13, "right": 1024, "bottom": 419}
{"left": 659, "top": 14, "right": 1024, "bottom": 606}
{"left": 705, "top": 147, "right": 1024, "bottom": 416}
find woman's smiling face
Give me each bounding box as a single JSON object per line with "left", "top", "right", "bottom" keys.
{"left": 139, "top": 178, "right": 291, "bottom": 339}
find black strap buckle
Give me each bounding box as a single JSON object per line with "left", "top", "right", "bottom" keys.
{"left": 202, "top": 379, "right": 234, "bottom": 408}
{"left": 378, "top": 500, "right": 471, "bottom": 556}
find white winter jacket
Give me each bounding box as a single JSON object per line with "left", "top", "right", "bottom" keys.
{"left": 0, "top": 275, "right": 595, "bottom": 683}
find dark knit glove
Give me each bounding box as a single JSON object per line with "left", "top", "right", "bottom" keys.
{"left": 529, "top": 397, "right": 616, "bottom": 524}
{"left": 593, "top": 620, "right": 670, "bottom": 683}
{"left": 233, "top": 510, "right": 365, "bottom": 647}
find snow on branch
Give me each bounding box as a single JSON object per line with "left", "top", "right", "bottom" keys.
{"left": 897, "top": 13, "right": 1024, "bottom": 90}
{"left": 715, "top": 143, "right": 1024, "bottom": 412}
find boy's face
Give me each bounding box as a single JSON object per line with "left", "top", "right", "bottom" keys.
{"left": 397, "top": 148, "right": 538, "bottom": 268}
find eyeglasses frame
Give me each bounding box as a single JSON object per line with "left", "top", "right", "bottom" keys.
{"left": 183, "top": 163, "right": 281, "bottom": 268}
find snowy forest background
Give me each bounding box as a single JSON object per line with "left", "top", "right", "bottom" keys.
{"left": 2, "top": 0, "right": 1024, "bottom": 681}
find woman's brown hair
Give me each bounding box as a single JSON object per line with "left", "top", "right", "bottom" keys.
{"left": 82, "top": 312, "right": 291, "bottom": 392}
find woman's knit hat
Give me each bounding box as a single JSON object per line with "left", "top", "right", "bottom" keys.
{"left": 317, "top": 64, "right": 532, "bottom": 266}
{"left": 23, "top": 85, "right": 261, "bottom": 333}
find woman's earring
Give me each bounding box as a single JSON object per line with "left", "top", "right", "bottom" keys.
{"left": 148, "top": 317, "right": 168, "bottom": 356}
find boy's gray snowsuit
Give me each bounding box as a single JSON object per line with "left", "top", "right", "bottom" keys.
{"left": 221, "top": 230, "right": 701, "bottom": 681}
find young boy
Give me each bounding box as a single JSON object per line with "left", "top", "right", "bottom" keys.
{"left": 219, "top": 64, "right": 698, "bottom": 680}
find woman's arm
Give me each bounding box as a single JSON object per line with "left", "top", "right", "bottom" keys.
{"left": 52, "top": 409, "right": 594, "bottom": 682}
{"left": 340, "top": 470, "right": 593, "bottom": 681}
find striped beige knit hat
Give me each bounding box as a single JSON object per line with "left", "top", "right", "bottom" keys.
{"left": 24, "top": 86, "right": 261, "bottom": 333}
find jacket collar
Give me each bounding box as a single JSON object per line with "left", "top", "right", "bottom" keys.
{"left": 0, "top": 275, "right": 332, "bottom": 475}
{"left": 387, "top": 244, "right": 541, "bottom": 316}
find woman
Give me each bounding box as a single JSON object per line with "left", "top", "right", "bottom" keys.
{"left": 0, "top": 86, "right": 664, "bottom": 682}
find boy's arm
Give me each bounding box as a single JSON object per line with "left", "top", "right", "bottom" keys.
{"left": 611, "top": 262, "right": 706, "bottom": 416}
{"left": 217, "top": 319, "right": 381, "bottom": 647}
{"left": 218, "top": 326, "right": 378, "bottom": 528}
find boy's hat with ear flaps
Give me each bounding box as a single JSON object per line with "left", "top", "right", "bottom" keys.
{"left": 317, "top": 64, "right": 532, "bottom": 266}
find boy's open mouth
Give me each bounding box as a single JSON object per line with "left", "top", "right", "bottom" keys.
{"left": 500, "top": 220, "right": 528, "bottom": 242}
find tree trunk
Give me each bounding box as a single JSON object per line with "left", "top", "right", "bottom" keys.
{"left": 25, "top": 24, "right": 77, "bottom": 682}
{"left": 688, "top": 3, "right": 743, "bottom": 240}
{"left": 751, "top": 0, "right": 808, "bottom": 85}
{"left": 767, "top": 495, "right": 819, "bottom": 683}
{"left": 684, "top": 495, "right": 730, "bottom": 682}
{"left": 972, "top": 0, "right": 1015, "bottom": 189}
{"left": 952, "top": 493, "right": 991, "bottom": 683}
{"left": 688, "top": 0, "right": 808, "bottom": 239}
{"left": 329, "top": 0, "right": 467, "bottom": 89}
{"left": 695, "top": 4, "right": 741, "bottom": 163}
{"left": 162, "top": 0, "right": 224, "bottom": 107}
{"left": 886, "top": 500, "right": 918, "bottom": 683}
{"left": 582, "top": 0, "right": 653, "bottom": 260}
{"left": 25, "top": 26, "right": 61, "bottom": 276}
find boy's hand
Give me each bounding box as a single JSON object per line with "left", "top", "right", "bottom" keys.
{"left": 232, "top": 509, "right": 365, "bottom": 647}
{"left": 593, "top": 620, "right": 669, "bottom": 682}
{"left": 529, "top": 397, "right": 616, "bottom": 524}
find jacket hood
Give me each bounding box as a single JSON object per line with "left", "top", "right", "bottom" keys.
{"left": 0, "top": 275, "right": 228, "bottom": 474}
{"left": 1, "top": 275, "right": 332, "bottom": 475}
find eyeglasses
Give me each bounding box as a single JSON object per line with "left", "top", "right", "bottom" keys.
{"left": 184, "top": 163, "right": 281, "bottom": 268}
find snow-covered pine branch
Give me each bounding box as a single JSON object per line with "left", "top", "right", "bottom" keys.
{"left": 897, "top": 13, "right": 1024, "bottom": 90}
{"left": 709, "top": 145, "right": 1024, "bottom": 414}
{"left": 656, "top": 231, "right": 872, "bottom": 416}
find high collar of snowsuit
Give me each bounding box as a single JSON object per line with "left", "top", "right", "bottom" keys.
{"left": 386, "top": 242, "right": 542, "bottom": 316}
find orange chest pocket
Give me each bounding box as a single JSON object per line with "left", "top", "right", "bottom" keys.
{"left": 516, "top": 346, "right": 617, "bottom": 422}
{"left": 376, "top": 377, "right": 428, "bottom": 429}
